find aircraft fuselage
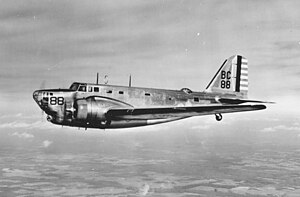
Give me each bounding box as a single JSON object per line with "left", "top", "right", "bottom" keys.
{"left": 33, "top": 55, "right": 269, "bottom": 129}
{"left": 33, "top": 83, "right": 234, "bottom": 129}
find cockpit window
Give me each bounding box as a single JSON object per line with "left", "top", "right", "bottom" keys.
{"left": 69, "top": 83, "right": 80, "bottom": 91}
{"left": 78, "top": 85, "right": 87, "bottom": 92}
{"left": 94, "top": 87, "right": 99, "bottom": 92}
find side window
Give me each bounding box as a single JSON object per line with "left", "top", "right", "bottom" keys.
{"left": 94, "top": 87, "right": 99, "bottom": 92}
{"left": 194, "top": 97, "right": 199, "bottom": 102}
{"left": 88, "top": 86, "right": 93, "bottom": 92}
{"left": 78, "top": 85, "right": 87, "bottom": 92}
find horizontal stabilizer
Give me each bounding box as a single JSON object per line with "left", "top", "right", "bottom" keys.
{"left": 218, "top": 98, "right": 275, "bottom": 105}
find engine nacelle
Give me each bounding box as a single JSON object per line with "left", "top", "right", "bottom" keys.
{"left": 73, "top": 96, "right": 132, "bottom": 124}
{"left": 74, "top": 98, "right": 107, "bottom": 122}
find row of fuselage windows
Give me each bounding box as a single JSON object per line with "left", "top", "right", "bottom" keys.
{"left": 78, "top": 86, "right": 201, "bottom": 102}
{"left": 79, "top": 86, "right": 152, "bottom": 97}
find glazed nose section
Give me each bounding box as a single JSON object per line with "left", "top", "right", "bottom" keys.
{"left": 33, "top": 90, "right": 40, "bottom": 104}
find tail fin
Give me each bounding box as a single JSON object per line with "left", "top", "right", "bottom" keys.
{"left": 205, "top": 55, "right": 248, "bottom": 99}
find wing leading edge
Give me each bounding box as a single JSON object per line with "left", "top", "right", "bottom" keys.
{"left": 106, "top": 104, "right": 266, "bottom": 120}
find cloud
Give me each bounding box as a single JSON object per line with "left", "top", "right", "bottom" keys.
{"left": 261, "top": 127, "right": 276, "bottom": 133}
{"left": 0, "top": 120, "right": 54, "bottom": 130}
{"left": 139, "top": 183, "right": 150, "bottom": 196}
{"left": 0, "top": 121, "right": 32, "bottom": 129}
{"left": 261, "top": 125, "right": 300, "bottom": 133}
{"left": 191, "top": 125, "right": 210, "bottom": 130}
{"left": 11, "top": 132, "right": 34, "bottom": 139}
{"left": 274, "top": 41, "right": 300, "bottom": 52}
{"left": 3, "top": 113, "right": 24, "bottom": 118}
{"left": 43, "top": 140, "right": 53, "bottom": 148}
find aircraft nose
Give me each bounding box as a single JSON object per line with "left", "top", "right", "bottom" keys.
{"left": 33, "top": 90, "right": 40, "bottom": 103}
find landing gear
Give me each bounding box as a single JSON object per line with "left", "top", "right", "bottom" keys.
{"left": 215, "top": 113, "right": 222, "bottom": 121}
{"left": 100, "top": 120, "right": 111, "bottom": 127}
{"left": 98, "top": 120, "right": 111, "bottom": 130}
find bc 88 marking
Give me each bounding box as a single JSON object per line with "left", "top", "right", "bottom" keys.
{"left": 49, "top": 97, "right": 64, "bottom": 105}
{"left": 221, "top": 80, "right": 231, "bottom": 89}
{"left": 220, "top": 70, "right": 231, "bottom": 89}
{"left": 221, "top": 71, "right": 231, "bottom": 80}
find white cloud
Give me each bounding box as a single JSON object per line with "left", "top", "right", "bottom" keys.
{"left": 0, "top": 120, "right": 54, "bottom": 130}
{"left": 191, "top": 125, "right": 210, "bottom": 130}
{"left": 0, "top": 121, "right": 32, "bottom": 129}
{"left": 261, "top": 127, "right": 276, "bottom": 133}
{"left": 294, "top": 122, "right": 300, "bottom": 126}
{"left": 0, "top": 113, "right": 23, "bottom": 119}
{"left": 139, "top": 183, "right": 150, "bottom": 196}
{"left": 261, "top": 125, "right": 300, "bottom": 133}
{"left": 11, "top": 132, "right": 34, "bottom": 139}
{"left": 43, "top": 140, "right": 53, "bottom": 148}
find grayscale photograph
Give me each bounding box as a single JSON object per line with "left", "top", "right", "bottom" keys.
{"left": 0, "top": 0, "right": 300, "bottom": 196}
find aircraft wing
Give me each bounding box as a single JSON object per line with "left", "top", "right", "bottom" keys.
{"left": 106, "top": 104, "right": 266, "bottom": 120}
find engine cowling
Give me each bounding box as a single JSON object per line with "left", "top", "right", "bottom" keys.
{"left": 74, "top": 98, "right": 107, "bottom": 122}
{"left": 73, "top": 97, "right": 132, "bottom": 123}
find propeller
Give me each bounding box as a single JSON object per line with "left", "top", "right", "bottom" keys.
{"left": 38, "top": 80, "right": 46, "bottom": 121}
{"left": 40, "top": 80, "right": 46, "bottom": 90}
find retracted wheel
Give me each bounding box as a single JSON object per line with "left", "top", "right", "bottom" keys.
{"left": 215, "top": 113, "right": 222, "bottom": 121}
{"left": 46, "top": 115, "right": 53, "bottom": 122}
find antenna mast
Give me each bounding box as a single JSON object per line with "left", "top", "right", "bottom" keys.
{"left": 129, "top": 74, "right": 132, "bottom": 87}
{"left": 96, "top": 72, "right": 99, "bottom": 84}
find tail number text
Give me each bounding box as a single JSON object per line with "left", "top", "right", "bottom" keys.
{"left": 221, "top": 71, "right": 231, "bottom": 89}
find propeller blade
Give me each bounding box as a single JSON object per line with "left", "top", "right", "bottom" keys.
{"left": 40, "top": 80, "right": 46, "bottom": 90}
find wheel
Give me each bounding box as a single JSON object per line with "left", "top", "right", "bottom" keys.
{"left": 215, "top": 113, "right": 222, "bottom": 121}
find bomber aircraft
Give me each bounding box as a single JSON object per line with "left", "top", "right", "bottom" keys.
{"left": 33, "top": 55, "right": 271, "bottom": 129}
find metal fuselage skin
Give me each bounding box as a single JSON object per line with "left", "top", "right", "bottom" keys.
{"left": 33, "top": 82, "right": 233, "bottom": 129}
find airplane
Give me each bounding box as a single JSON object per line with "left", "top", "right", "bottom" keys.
{"left": 33, "top": 55, "right": 271, "bottom": 129}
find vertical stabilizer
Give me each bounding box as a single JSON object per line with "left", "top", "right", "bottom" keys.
{"left": 205, "top": 55, "right": 248, "bottom": 99}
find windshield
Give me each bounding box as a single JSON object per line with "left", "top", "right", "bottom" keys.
{"left": 69, "top": 83, "right": 80, "bottom": 91}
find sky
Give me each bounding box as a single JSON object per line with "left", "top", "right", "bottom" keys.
{"left": 0, "top": 0, "right": 300, "bottom": 129}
